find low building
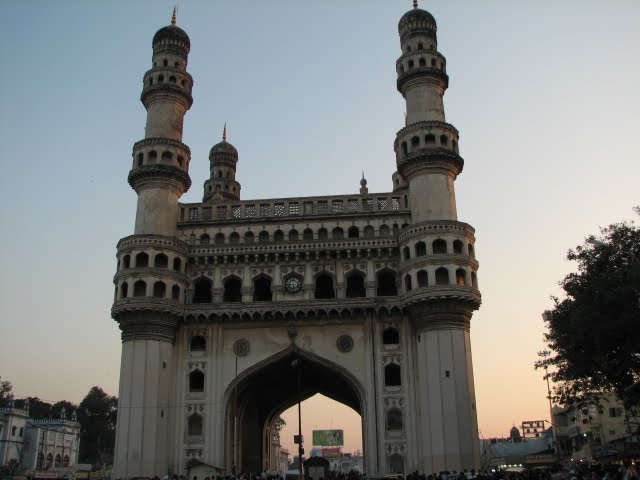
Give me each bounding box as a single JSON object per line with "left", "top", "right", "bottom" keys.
{"left": 0, "top": 402, "right": 81, "bottom": 470}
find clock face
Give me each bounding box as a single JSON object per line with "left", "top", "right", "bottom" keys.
{"left": 285, "top": 276, "right": 302, "bottom": 293}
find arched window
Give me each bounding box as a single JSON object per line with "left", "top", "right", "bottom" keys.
{"left": 200, "top": 234, "right": 210, "bottom": 245}
{"left": 404, "top": 274, "right": 412, "bottom": 291}
{"left": 215, "top": 233, "right": 225, "bottom": 245}
{"left": 453, "top": 240, "right": 463, "bottom": 254}
{"left": 364, "top": 226, "right": 374, "bottom": 238}
{"left": 471, "top": 271, "right": 478, "bottom": 288}
{"left": 417, "top": 270, "right": 428, "bottom": 288}
{"left": 456, "top": 268, "right": 467, "bottom": 286}
{"left": 431, "top": 58, "right": 437, "bottom": 67}
{"left": 189, "top": 370, "right": 205, "bottom": 392}
{"left": 379, "top": 225, "right": 390, "bottom": 237}
{"left": 419, "top": 57, "right": 426, "bottom": 67}
{"left": 55, "top": 454, "right": 62, "bottom": 468}
{"left": 169, "top": 76, "right": 177, "bottom": 84}
{"left": 387, "top": 408, "right": 403, "bottom": 431}
{"left": 192, "top": 277, "right": 212, "bottom": 303}
{"left": 190, "top": 335, "right": 206, "bottom": 352}
{"left": 418, "top": 42, "right": 424, "bottom": 50}
{"left": 401, "top": 142, "right": 408, "bottom": 156}
{"left": 245, "top": 231, "right": 255, "bottom": 243}
{"left": 177, "top": 155, "right": 184, "bottom": 167}
{"left": 148, "top": 150, "right": 158, "bottom": 162}
{"left": 468, "top": 243, "right": 475, "bottom": 257}
{"left": 137, "top": 152, "right": 143, "bottom": 167}
{"left": 303, "top": 228, "right": 313, "bottom": 240}
{"left": 173, "top": 257, "right": 182, "bottom": 272}
{"left": 153, "top": 281, "right": 166, "bottom": 298}
{"left": 389, "top": 453, "right": 405, "bottom": 474}
{"left": 258, "top": 231, "right": 269, "bottom": 243}
{"left": 274, "top": 230, "right": 284, "bottom": 242}
{"left": 223, "top": 277, "right": 242, "bottom": 303}
{"left": 289, "top": 229, "right": 299, "bottom": 241}
{"left": 188, "top": 413, "right": 203, "bottom": 436}
{"left": 314, "top": 273, "right": 335, "bottom": 299}
{"left": 253, "top": 276, "right": 273, "bottom": 301}
{"left": 384, "top": 363, "right": 401, "bottom": 386}
{"left": 348, "top": 226, "right": 359, "bottom": 238}
{"left": 123, "top": 254, "right": 131, "bottom": 269}
{"left": 120, "top": 282, "right": 128, "bottom": 299}
{"left": 440, "top": 135, "right": 449, "bottom": 145}
{"left": 46, "top": 453, "right": 53, "bottom": 469}
{"left": 333, "top": 227, "right": 344, "bottom": 239}
{"left": 346, "top": 273, "right": 366, "bottom": 298}
{"left": 452, "top": 140, "right": 458, "bottom": 152}
{"left": 432, "top": 239, "right": 447, "bottom": 254}
{"left": 154, "top": 253, "right": 168, "bottom": 268}
{"left": 37, "top": 452, "right": 44, "bottom": 469}
{"left": 376, "top": 270, "right": 398, "bottom": 296}
{"left": 230, "top": 232, "right": 240, "bottom": 244}
{"left": 408, "top": 60, "right": 414, "bottom": 68}
{"left": 135, "top": 252, "right": 149, "bottom": 267}
{"left": 425, "top": 133, "right": 436, "bottom": 144}
{"left": 163, "top": 59, "right": 168, "bottom": 66}
{"left": 411, "top": 136, "right": 420, "bottom": 148}
{"left": 415, "top": 241, "right": 426, "bottom": 257}
{"left": 382, "top": 327, "right": 400, "bottom": 345}
{"left": 158, "top": 75, "right": 164, "bottom": 83}
{"left": 133, "top": 280, "right": 146, "bottom": 297}
{"left": 435, "top": 267, "right": 449, "bottom": 285}
{"left": 62, "top": 455, "right": 69, "bottom": 467}
{"left": 393, "top": 224, "right": 399, "bottom": 236}
{"left": 403, "top": 246, "right": 410, "bottom": 260}
{"left": 317, "top": 228, "right": 328, "bottom": 240}
{"left": 161, "top": 151, "right": 173, "bottom": 161}
{"left": 172, "top": 285, "right": 180, "bottom": 300}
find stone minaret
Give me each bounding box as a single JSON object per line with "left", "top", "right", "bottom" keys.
{"left": 203, "top": 125, "right": 242, "bottom": 202}
{"left": 395, "top": 2, "right": 482, "bottom": 472}
{"left": 112, "top": 10, "right": 193, "bottom": 478}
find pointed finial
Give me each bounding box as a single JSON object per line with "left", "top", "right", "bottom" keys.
{"left": 413, "top": 0, "right": 418, "bottom": 9}
{"left": 223, "top": 123, "right": 227, "bottom": 141}
{"left": 171, "top": 7, "right": 177, "bottom": 25}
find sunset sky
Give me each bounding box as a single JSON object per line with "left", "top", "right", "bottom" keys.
{"left": 1, "top": 0, "right": 639, "bottom": 457}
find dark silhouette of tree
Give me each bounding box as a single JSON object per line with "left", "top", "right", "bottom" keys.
{"left": 0, "top": 376, "right": 13, "bottom": 402}
{"left": 77, "top": 386, "right": 118, "bottom": 465}
{"left": 537, "top": 208, "right": 640, "bottom": 410}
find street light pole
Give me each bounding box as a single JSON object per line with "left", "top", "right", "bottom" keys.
{"left": 297, "top": 357, "right": 303, "bottom": 480}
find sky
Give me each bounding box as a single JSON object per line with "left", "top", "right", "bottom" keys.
{"left": 1, "top": 0, "right": 639, "bottom": 458}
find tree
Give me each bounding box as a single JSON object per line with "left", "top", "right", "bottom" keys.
{"left": 0, "top": 376, "right": 13, "bottom": 402}
{"left": 537, "top": 209, "right": 640, "bottom": 411}
{"left": 77, "top": 386, "right": 118, "bottom": 465}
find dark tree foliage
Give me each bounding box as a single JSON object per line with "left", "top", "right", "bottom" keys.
{"left": 77, "top": 386, "right": 118, "bottom": 465}
{"left": 0, "top": 376, "right": 13, "bottom": 402}
{"left": 537, "top": 210, "right": 640, "bottom": 410}
{"left": 17, "top": 397, "right": 53, "bottom": 418}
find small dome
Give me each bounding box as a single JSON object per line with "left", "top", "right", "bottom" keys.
{"left": 153, "top": 25, "right": 191, "bottom": 50}
{"left": 398, "top": 7, "right": 437, "bottom": 40}
{"left": 209, "top": 140, "right": 237, "bottom": 157}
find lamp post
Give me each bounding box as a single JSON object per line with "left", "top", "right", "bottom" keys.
{"left": 292, "top": 355, "right": 304, "bottom": 480}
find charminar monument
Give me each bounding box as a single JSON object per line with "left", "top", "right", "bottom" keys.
{"left": 112, "top": 2, "right": 482, "bottom": 478}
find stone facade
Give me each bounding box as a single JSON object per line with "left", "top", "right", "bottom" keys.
{"left": 112, "top": 5, "right": 481, "bottom": 479}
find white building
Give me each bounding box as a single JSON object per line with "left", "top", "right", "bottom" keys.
{"left": 112, "top": 3, "right": 482, "bottom": 478}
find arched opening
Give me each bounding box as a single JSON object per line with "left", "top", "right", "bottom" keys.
{"left": 456, "top": 268, "right": 467, "bottom": 286}
{"left": 432, "top": 238, "right": 447, "bottom": 254}
{"left": 55, "top": 454, "right": 62, "bottom": 468}
{"left": 382, "top": 327, "right": 400, "bottom": 345}
{"left": 259, "top": 231, "right": 269, "bottom": 243}
{"left": 172, "top": 285, "right": 180, "bottom": 300}
{"left": 274, "top": 230, "right": 284, "bottom": 242}
{"left": 37, "top": 452, "right": 44, "bottom": 469}
{"left": 440, "top": 134, "right": 449, "bottom": 145}
{"left": 123, "top": 254, "right": 131, "bottom": 268}
{"left": 415, "top": 242, "right": 427, "bottom": 258}
{"left": 303, "top": 228, "right": 313, "bottom": 240}
{"left": 62, "top": 455, "right": 69, "bottom": 467}
{"left": 46, "top": 453, "right": 53, "bottom": 469}
{"left": 332, "top": 227, "right": 344, "bottom": 239}
{"left": 425, "top": 133, "right": 436, "bottom": 144}
{"left": 376, "top": 270, "right": 398, "bottom": 296}
{"left": 468, "top": 243, "right": 475, "bottom": 257}
{"left": 137, "top": 152, "right": 143, "bottom": 167}
{"left": 135, "top": 252, "right": 148, "bottom": 267}
{"left": 215, "top": 233, "right": 225, "bottom": 245}
{"left": 173, "top": 257, "right": 182, "bottom": 272}
{"left": 224, "top": 277, "right": 242, "bottom": 303}
{"left": 120, "top": 282, "right": 128, "bottom": 299}
{"left": 148, "top": 150, "right": 157, "bottom": 163}
{"left": 192, "top": 277, "right": 212, "bottom": 303}
{"left": 189, "top": 369, "right": 205, "bottom": 392}
{"left": 188, "top": 413, "right": 203, "bottom": 436}
{"left": 133, "top": 280, "right": 146, "bottom": 297}
{"left": 253, "top": 276, "right": 273, "bottom": 302}
{"left": 471, "top": 271, "right": 478, "bottom": 288}
{"left": 404, "top": 274, "right": 412, "bottom": 291}
{"left": 190, "top": 335, "right": 206, "bottom": 352}
{"left": 154, "top": 253, "right": 168, "bottom": 268}
{"left": 345, "top": 272, "right": 366, "bottom": 298}
{"left": 453, "top": 239, "right": 463, "bottom": 254}
{"left": 153, "top": 281, "right": 166, "bottom": 298}
{"left": 200, "top": 233, "right": 210, "bottom": 245}
{"left": 245, "top": 231, "right": 255, "bottom": 243}
{"left": 225, "top": 348, "right": 364, "bottom": 474}
{"left": 419, "top": 57, "right": 426, "bottom": 67}
{"left": 403, "top": 246, "right": 410, "bottom": 260}
{"left": 401, "top": 142, "right": 408, "bottom": 156}
{"left": 289, "top": 229, "right": 299, "bottom": 241}
{"left": 379, "top": 225, "right": 390, "bottom": 237}
{"left": 230, "top": 232, "right": 240, "bottom": 244}
{"left": 417, "top": 270, "right": 428, "bottom": 288}
{"left": 387, "top": 408, "right": 403, "bottom": 431}
{"left": 348, "top": 226, "right": 359, "bottom": 238}
{"left": 411, "top": 136, "right": 420, "bottom": 148}
{"left": 384, "top": 363, "right": 401, "bottom": 387}
{"left": 435, "top": 267, "right": 450, "bottom": 285}
{"left": 314, "top": 273, "right": 335, "bottom": 299}
{"left": 364, "top": 225, "right": 374, "bottom": 238}
{"left": 389, "top": 453, "right": 405, "bottom": 474}
{"left": 318, "top": 228, "right": 328, "bottom": 240}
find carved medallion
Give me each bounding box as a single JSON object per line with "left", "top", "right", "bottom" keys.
{"left": 336, "top": 335, "right": 354, "bottom": 353}
{"left": 233, "top": 339, "right": 250, "bottom": 357}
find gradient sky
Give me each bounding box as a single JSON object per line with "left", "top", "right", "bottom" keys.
{"left": 1, "top": 0, "right": 639, "bottom": 457}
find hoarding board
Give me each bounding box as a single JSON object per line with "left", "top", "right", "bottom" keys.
{"left": 312, "top": 429, "right": 344, "bottom": 446}
{"left": 322, "top": 447, "right": 342, "bottom": 459}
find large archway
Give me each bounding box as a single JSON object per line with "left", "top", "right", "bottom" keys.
{"left": 224, "top": 346, "right": 365, "bottom": 474}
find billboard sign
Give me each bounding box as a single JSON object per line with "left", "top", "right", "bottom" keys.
{"left": 313, "top": 429, "right": 344, "bottom": 446}
{"left": 322, "top": 447, "right": 342, "bottom": 459}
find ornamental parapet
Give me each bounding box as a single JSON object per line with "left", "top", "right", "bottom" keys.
{"left": 117, "top": 234, "right": 190, "bottom": 254}
{"left": 397, "top": 148, "right": 464, "bottom": 178}
{"left": 140, "top": 84, "right": 193, "bottom": 109}
{"left": 399, "top": 254, "right": 479, "bottom": 272}
{"left": 113, "top": 267, "right": 189, "bottom": 285}
{"left": 133, "top": 137, "right": 191, "bottom": 156}
{"left": 128, "top": 164, "right": 192, "bottom": 192}
{"left": 112, "top": 299, "right": 183, "bottom": 342}
{"left": 397, "top": 66, "right": 448, "bottom": 93}
{"left": 406, "top": 296, "right": 480, "bottom": 332}
{"left": 399, "top": 220, "right": 475, "bottom": 242}
{"left": 395, "top": 120, "right": 458, "bottom": 138}
{"left": 179, "top": 192, "right": 409, "bottom": 224}
{"left": 112, "top": 297, "right": 184, "bottom": 315}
